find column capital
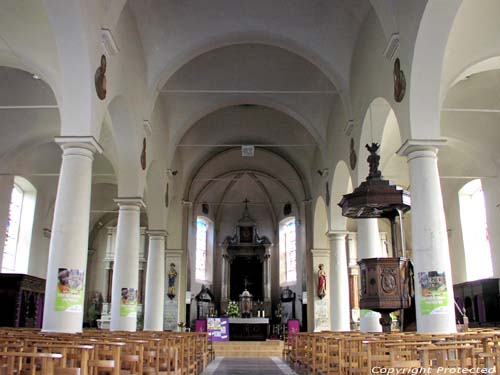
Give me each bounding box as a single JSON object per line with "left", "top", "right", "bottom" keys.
{"left": 165, "top": 248, "right": 183, "bottom": 257}
{"left": 310, "top": 248, "right": 330, "bottom": 257}
{"left": 326, "top": 230, "right": 348, "bottom": 240}
{"left": 147, "top": 230, "right": 168, "bottom": 238}
{"left": 55, "top": 136, "right": 103, "bottom": 154}
{"left": 181, "top": 200, "right": 193, "bottom": 207}
{"left": 396, "top": 139, "right": 447, "bottom": 157}
{"left": 114, "top": 197, "right": 146, "bottom": 208}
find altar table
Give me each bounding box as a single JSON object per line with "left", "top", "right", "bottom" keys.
{"left": 228, "top": 317, "right": 269, "bottom": 341}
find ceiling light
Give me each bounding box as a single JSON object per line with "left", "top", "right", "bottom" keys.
{"left": 32, "top": 74, "right": 41, "bottom": 80}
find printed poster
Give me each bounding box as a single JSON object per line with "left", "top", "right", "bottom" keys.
{"left": 418, "top": 271, "right": 448, "bottom": 315}
{"left": 55, "top": 268, "right": 84, "bottom": 312}
{"left": 120, "top": 287, "right": 138, "bottom": 317}
{"left": 207, "top": 317, "right": 229, "bottom": 342}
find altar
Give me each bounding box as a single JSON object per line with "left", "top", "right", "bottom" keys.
{"left": 228, "top": 317, "right": 269, "bottom": 341}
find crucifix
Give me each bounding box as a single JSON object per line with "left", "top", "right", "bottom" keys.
{"left": 243, "top": 198, "right": 250, "bottom": 209}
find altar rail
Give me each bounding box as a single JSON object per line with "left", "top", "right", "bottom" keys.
{"left": 0, "top": 328, "right": 210, "bottom": 375}
{"left": 286, "top": 329, "right": 500, "bottom": 374}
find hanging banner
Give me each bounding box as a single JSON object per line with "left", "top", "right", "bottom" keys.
{"left": 55, "top": 268, "right": 84, "bottom": 312}
{"left": 120, "top": 287, "right": 138, "bottom": 317}
{"left": 207, "top": 317, "right": 229, "bottom": 342}
{"left": 418, "top": 271, "right": 448, "bottom": 315}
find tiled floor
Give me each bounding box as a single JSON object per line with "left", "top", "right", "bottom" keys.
{"left": 202, "top": 357, "right": 299, "bottom": 375}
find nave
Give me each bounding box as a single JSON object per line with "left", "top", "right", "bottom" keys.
{"left": 202, "top": 358, "right": 298, "bottom": 375}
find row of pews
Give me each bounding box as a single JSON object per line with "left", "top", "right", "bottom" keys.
{"left": 285, "top": 329, "right": 500, "bottom": 374}
{"left": 0, "top": 328, "right": 211, "bottom": 375}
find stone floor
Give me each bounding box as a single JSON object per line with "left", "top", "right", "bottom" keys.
{"left": 202, "top": 357, "right": 299, "bottom": 375}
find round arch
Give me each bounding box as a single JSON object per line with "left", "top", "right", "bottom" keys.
{"left": 313, "top": 196, "right": 328, "bottom": 250}
{"left": 146, "top": 34, "right": 350, "bottom": 120}
{"left": 330, "top": 161, "right": 353, "bottom": 231}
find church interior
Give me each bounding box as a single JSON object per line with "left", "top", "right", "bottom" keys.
{"left": 1, "top": 0, "right": 500, "bottom": 373}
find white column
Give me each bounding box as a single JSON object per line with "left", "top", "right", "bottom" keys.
{"left": 398, "top": 140, "right": 456, "bottom": 333}
{"left": 263, "top": 244, "right": 272, "bottom": 302}
{"left": 164, "top": 249, "right": 183, "bottom": 331}
{"left": 310, "top": 248, "right": 330, "bottom": 331}
{"left": 42, "top": 137, "right": 102, "bottom": 333}
{"left": 327, "top": 231, "right": 350, "bottom": 331}
{"left": 221, "top": 244, "right": 229, "bottom": 302}
{"left": 110, "top": 198, "right": 144, "bottom": 331}
{"left": 357, "top": 218, "right": 383, "bottom": 332}
{"left": 144, "top": 230, "right": 166, "bottom": 331}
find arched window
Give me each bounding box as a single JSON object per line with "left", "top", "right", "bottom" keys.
{"left": 2, "top": 177, "right": 36, "bottom": 273}
{"left": 279, "top": 217, "right": 297, "bottom": 285}
{"left": 195, "top": 217, "right": 213, "bottom": 283}
{"left": 459, "top": 179, "right": 492, "bottom": 281}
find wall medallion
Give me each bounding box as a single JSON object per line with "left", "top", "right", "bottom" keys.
{"left": 349, "top": 138, "right": 357, "bottom": 170}
{"left": 140, "top": 138, "right": 147, "bottom": 170}
{"left": 393, "top": 58, "right": 406, "bottom": 103}
{"left": 95, "top": 55, "right": 107, "bottom": 100}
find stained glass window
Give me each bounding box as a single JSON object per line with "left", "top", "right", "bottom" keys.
{"left": 280, "top": 218, "right": 297, "bottom": 283}
{"left": 195, "top": 218, "right": 208, "bottom": 281}
{"left": 459, "top": 179, "right": 493, "bottom": 281}
{"left": 2, "top": 184, "right": 24, "bottom": 273}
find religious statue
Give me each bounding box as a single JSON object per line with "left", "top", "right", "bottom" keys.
{"left": 366, "top": 143, "right": 382, "bottom": 179}
{"left": 317, "top": 264, "right": 327, "bottom": 299}
{"left": 95, "top": 55, "right": 107, "bottom": 100}
{"left": 167, "top": 263, "right": 178, "bottom": 300}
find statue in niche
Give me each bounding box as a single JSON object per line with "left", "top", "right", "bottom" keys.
{"left": 393, "top": 58, "right": 406, "bottom": 103}
{"left": 317, "top": 264, "right": 327, "bottom": 299}
{"left": 95, "top": 55, "right": 107, "bottom": 100}
{"left": 167, "top": 263, "right": 178, "bottom": 300}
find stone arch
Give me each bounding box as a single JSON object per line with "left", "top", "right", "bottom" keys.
{"left": 358, "top": 97, "right": 400, "bottom": 184}
{"left": 147, "top": 35, "right": 350, "bottom": 119}
{"left": 409, "top": 1, "right": 463, "bottom": 139}
{"left": 107, "top": 95, "right": 144, "bottom": 197}
{"left": 330, "top": 161, "right": 353, "bottom": 231}
{"left": 313, "top": 196, "right": 328, "bottom": 250}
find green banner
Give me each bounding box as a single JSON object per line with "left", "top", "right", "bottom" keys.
{"left": 55, "top": 268, "right": 84, "bottom": 312}
{"left": 418, "top": 271, "right": 448, "bottom": 315}
{"left": 120, "top": 287, "right": 138, "bottom": 317}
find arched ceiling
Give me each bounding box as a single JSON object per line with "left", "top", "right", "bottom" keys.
{"left": 161, "top": 43, "right": 336, "bottom": 148}
{"left": 126, "top": 0, "right": 371, "bottom": 103}
{"left": 176, "top": 105, "right": 317, "bottom": 183}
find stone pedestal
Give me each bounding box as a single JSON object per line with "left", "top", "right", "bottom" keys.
{"left": 310, "top": 248, "right": 330, "bottom": 331}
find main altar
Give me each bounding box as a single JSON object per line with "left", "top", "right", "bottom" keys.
{"left": 228, "top": 317, "right": 270, "bottom": 341}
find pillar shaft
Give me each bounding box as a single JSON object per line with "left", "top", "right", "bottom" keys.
{"left": 144, "top": 231, "right": 166, "bottom": 331}
{"left": 110, "top": 198, "right": 144, "bottom": 331}
{"left": 399, "top": 140, "right": 456, "bottom": 333}
{"left": 263, "top": 245, "right": 272, "bottom": 301}
{"left": 221, "top": 245, "right": 229, "bottom": 302}
{"left": 42, "top": 137, "right": 102, "bottom": 333}
{"left": 357, "top": 218, "right": 383, "bottom": 332}
{"left": 327, "top": 231, "right": 350, "bottom": 331}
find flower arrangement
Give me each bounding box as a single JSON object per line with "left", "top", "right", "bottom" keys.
{"left": 227, "top": 301, "right": 240, "bottom": 317}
